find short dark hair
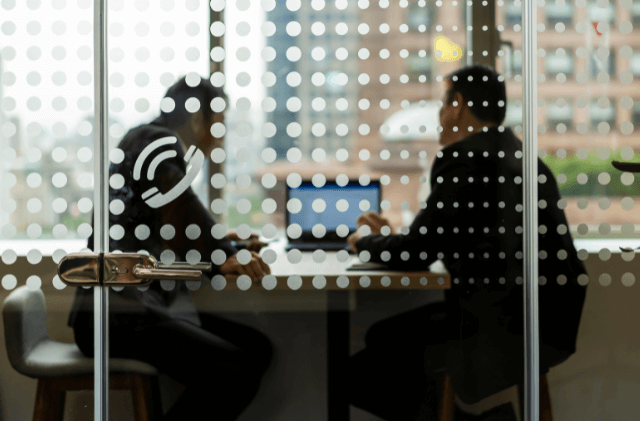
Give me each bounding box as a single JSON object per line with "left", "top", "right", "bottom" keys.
{"left": 445, "top": 65, "right": 507, "bottom": 125}
{"left": 158, "top": 76, "right": 226, "bottom": 130}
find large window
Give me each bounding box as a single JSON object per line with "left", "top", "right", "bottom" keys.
{"left": 547, "top": 99, "right": 574, "bottom": 131}
{"left": 545, "top": 49, "right": 575, "bottom": 78}
{"left": 590, "top": 100, "right": 616, "bottom": 130}
{"left": 546, "top": 0, "right": 573, "bottom": 26}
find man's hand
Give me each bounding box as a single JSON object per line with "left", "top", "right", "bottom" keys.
{"left": 219, "top": 251, "right": 271, "bottom": 283}
{"left": 224, "top": 229, "right": 266, "bottom": 252}
{"left": 356, "top": 212, "right": 395, "bottom": 235}
{"left": 347, "top": 231, "right": 361, "bottom": 253}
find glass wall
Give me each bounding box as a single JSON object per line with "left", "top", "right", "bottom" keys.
{"left": 0, "top": 1, "right": 95, "bottom": 419}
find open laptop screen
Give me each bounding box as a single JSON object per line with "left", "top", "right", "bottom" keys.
{"left": 287, "top": 181, "right": 381, "bottom": 238}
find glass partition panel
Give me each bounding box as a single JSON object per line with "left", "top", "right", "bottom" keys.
{"left": 534, "top": 0, "right": 640, "bottom": 418}
{"left": 0, "top": 1, "right": 95, "bottom": 419}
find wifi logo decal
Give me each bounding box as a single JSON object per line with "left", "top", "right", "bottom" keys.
{"left": 133, "top": 136, "right": 204, "bottom": 209}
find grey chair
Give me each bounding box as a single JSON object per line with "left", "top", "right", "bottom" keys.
{"left": 3, "top": 285, "right": 161, "bottom": 421}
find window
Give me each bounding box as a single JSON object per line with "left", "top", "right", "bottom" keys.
{"left": 545, "top": 49, "right": 574, "bottom": 78}
{"left": 547, "top": 99, "right": 574, "bottom": 131}
{"left": 633, "top": 1, "right": 640, "bottom": 26}
{"left": 589, "top": 50, "right": 615, "bottom": 79}
{"left": 587, "top": 0, "right": 615, "bottom": 24}
{"left": 408, "top": 0, "right": 435, "bottom": 32}
{"left": 505, "top": 99, "right": 523, "bottom": 127}
{"left": 590, "top": 100, "right": 616, "bottom": 130}
{"left": 546, "top": 0, "right": 573, "bottom": 26}
{"left": 512, "top": 50, "right": 523, "bottom": 76}
{"left": 504, "top": 1, "right": 522, "bottom": 27}
{"left": 406, "top": 53, "right": 432, "bottom": 82}
{"left": 631, "top": 51, "right": 640, "bottom": 78}
{"left": 633, "top": 101, "right": 640, "bottom": 127}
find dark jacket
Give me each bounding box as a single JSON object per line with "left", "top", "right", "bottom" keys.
{"left": 355, "top": 126, "right": 587, "bottom": 404}
{"left": 68, "top": 118, "right": 237, "bottom": 330}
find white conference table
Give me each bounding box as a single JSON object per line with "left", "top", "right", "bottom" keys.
{"left": 219, "top": 237, "right": 452, "bottom": 292}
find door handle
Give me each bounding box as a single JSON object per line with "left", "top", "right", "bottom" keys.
{"left": 58, "top": 253, "right": 212, "bottom": 287}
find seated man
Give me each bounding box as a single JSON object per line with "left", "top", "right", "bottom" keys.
{"left": 68, "top": 76, "right": 272, "bottom": 421}
{"left": 347, "top": 65, "right": 587, "bottom": 420}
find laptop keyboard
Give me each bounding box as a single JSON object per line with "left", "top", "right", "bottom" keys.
{"left": 285, "top": 242, "right": 350, "bottom": 251}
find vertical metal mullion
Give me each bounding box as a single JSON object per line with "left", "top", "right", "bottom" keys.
{"left": 522, "top": 0, "right": 539, "bottom": 418}
{"left": 93, "top": 0, "right": 109, "bottom": 420}
{"left": 466, "top": 1, "right": 473, "bottom": 66}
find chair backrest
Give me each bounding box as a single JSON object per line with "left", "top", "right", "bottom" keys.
{"left": 2, "top": 285, "right": 49, "bottom": 374}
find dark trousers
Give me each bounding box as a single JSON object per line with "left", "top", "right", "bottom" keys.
{"left": 349, "top": 302, "right": 451, "bottom": 421}
{"left": 74, "top": 312, "right": 272, "bottom": 421}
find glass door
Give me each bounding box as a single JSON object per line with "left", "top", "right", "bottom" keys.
{"left": 4, "top": 0, "right": 610, "bottom": 419}
{"left": 0, "top": 0, "right": 97, "bottom": 419}
{"left": 102, "top": 1, "right": 532, "bottom": 420}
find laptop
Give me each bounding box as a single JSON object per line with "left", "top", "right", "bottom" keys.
{"left": 285, "top": 179, "right": 381, "bottom": 251}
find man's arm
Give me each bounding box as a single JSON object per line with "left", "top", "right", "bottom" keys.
{"left": 136, "top": 151, "right": 237, "bottom": 276}
{"left": 355, "top": 157, "right": 479, "bottom": 270}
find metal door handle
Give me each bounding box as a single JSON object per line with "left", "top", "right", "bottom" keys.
{"left": 132, "top": 266, "right": 202, "bottom": 281}
{"left": 58, "top": 253, "right": 212, "bottom": 287}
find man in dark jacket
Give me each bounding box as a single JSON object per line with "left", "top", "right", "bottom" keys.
{"left": 68, "top": 76, "right": 272, "bottom": 421}
{"left": 347, "top": 65, "right": 587, "bottom": 420}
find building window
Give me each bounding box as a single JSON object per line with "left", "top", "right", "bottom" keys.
{"left": 631, "top": 51, "right": 640, "bottom": 78}
{"left": 633, "top": 102, "right": 640, "bottom": 127}
{"left": 547, "top": 99, "right": 574, "bottom": 131}
{"left": 589, "top": 50, "right": 615, "bottom": 79}
{"left": 590, "top": 100, "right": 616, "bottom": 130}
{"left": 511, "top": 50, "right": 523, "bottom": 76}
{"left": 633, "top": 1, "right": 640, "bottom": 26}
{"left": 587, "top": 0, "right": 615, "bottom": 24}
{"left": 545, "top": 49, "right": 574, "bottom": 78}
{"left": 504, "top": 1, "right": 522, "bottom": 27}
{"left": 408, "top": 0, "right": 435, "bottom": 32}
{"left": 406, "top": 52, "right": 432, "bottom": 82}
{"left": 546, "top": 0, "right": 573, "bottom": 26}
{"left": 505, "top": 99, "right": 523, "bottom": 127}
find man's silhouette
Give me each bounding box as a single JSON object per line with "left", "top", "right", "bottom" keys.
{"left": 347, "top": 65, "right": 587, "bottom": 420}
{"left": 68, "top": 76, "right": 272, "bottom": 421}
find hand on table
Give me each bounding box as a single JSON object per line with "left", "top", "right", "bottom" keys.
{"left": 356, "top": 212, "right": 395, "bottom": 235}
{"left": 219, "top": 251, "right": 271, "bottom": 283}
{"left": 224, "top": 229, "right": 267, "bottom": 252}
{"left": 347, "top": 212, "right": 395, "bottom": 253}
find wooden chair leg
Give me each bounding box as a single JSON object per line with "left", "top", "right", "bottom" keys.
{"left": 32, "top": 378, "right": 66, "bottom": 421}
{"left": 518, "top": 373, "right": 553, "bottom": 421}
{"left": 540, "top": 374, "right": 553, "bottom": 421}
{"left": 438, "top": 373, "right": 456, "bottom": 421}
{"left": 131, "top": 374, "right": 155, "bottom": 421}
